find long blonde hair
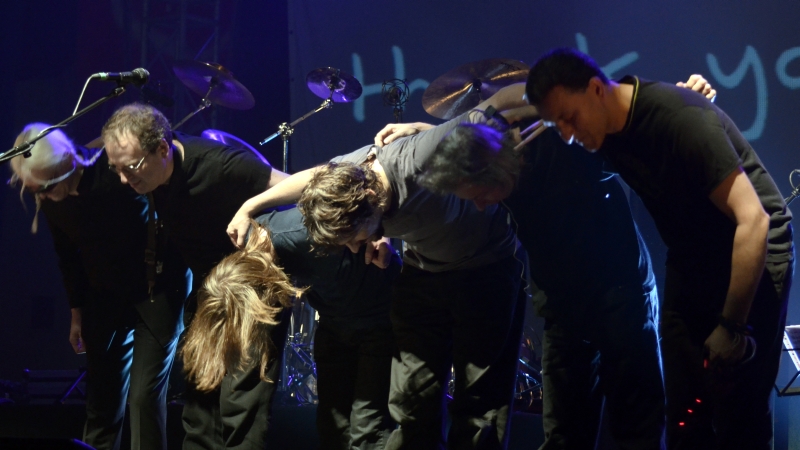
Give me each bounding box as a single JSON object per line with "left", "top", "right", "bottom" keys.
{"left": 182, "top": 221, "right": 303, "bottom": 391}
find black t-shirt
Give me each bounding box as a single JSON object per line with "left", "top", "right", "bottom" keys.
{"left": 152, "top": 132, "right": 274, "bottom": 285}
{"left": 506, "top": 129, "right": 654, "bottom": 304}
{"left": 599, "top": 76, "right": 793, "bottom": 274}
{"left": 256, "top": 207, "right": 399, "bottom": 329}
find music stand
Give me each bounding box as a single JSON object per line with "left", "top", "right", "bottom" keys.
{"left": 775, "top": 325, "right": 800, "bottom": 396}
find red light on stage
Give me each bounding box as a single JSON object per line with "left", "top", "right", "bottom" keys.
{"left": 679, "top": 422, "right": 685, "bottom": 426}
{"left": 695, "top": 398, "right": 702, "bottom": 403}
{"left": 687, "top": 409, "right": 693, "bottom": 413}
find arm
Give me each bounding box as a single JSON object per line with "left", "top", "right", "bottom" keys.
{"left": 705, "top": 168, "right": 769, "bottom": 363}
{"left": 69, "top": 308, "right": 85, "bottom": 354}
{"left": 268, "top": 167, "right": 291, "bottom": 188}
{"left": 475, "top": 82, "right": 529, "bottom": 112}
{"left": 227, "top": 167, "right": 317, "bottom": 247}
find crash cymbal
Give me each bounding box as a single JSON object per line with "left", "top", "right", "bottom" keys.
{"left": 422, "top": 58, "right": 530, "bottom": 120}
{"left": 306, "top": 67, "right": 363, "bottom": 103}
{"left": 172, "top": 60, "right": 255, "bottom": 110}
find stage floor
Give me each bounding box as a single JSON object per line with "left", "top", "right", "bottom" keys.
{"left": 0, "top": 403, "right": 546, "bottom": 449}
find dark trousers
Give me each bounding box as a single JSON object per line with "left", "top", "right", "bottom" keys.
{"left": 181, "top": 310, "right": 290, "bottom": 450}
{"left": 83, "top": 315, "right": 178, "bottom": 450}
{"left": 661, "top": 259, "right": 793, "bottom": 450}
{"left": 539, "top": 285, "right": 665, "bottom": 450}
{"left": 314, "top": 319, "right": 396, "bottom": 450}
{"left": 384, "top": 253, "right": 527, "bottom": 450}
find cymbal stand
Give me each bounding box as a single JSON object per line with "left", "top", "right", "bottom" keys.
{"left": 260, "top": 95, "right": 334, "bottom": 173}
{"left": 784, "top": 169, "right": 800, "bottom": 205}
{"left": 0, "top": 86, "right": 127, "bottom": 163}
{"left": 173, "top": 79, "right": 218, "bottom": 131}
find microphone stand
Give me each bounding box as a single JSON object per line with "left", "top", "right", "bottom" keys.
{"left": 0, "top": 85, "right": 127, "bottom": 163}
{"left": 785, "top": 187, "right": 800, "bottom": 205}
{"left": 259, "top": 96, "right": 333, "bottom": 173}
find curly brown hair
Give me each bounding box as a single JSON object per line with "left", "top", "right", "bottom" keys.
{"left": 101, "top": 103, "right": 172, "bottom": 155}
{"left": 181, "top": 220, "right": 304, "bottom": 392}
{"left": 297, "top": 161, "right": 388, "bottom": 249}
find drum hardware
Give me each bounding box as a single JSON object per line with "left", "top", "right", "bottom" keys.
{"left": 446, "top": 326, "right": 544, "bottom": 413}
{"left": 382, "top": 79, "right": 410, "bottom": 123}
{"left": 784, "top": 169, "right": 800, "bottom": 205}
{"left": 259, "top": 67, "right": 363, "bottom": 172}
{"left": 277, "top": 299, "right": 319, "bottom": 406}
{"left": 171, "top": 60, "right": 255, "bottom": 130}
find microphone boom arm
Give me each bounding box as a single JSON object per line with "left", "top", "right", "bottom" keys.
{"left": 0, "top": 85, "right": 127, "bottom": 163}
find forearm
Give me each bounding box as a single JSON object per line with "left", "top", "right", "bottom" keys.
{"left": 723, "top": 214, "right": 769, "bottom": 323}
{"left": 476, "top": 83, "right": 528, "bottom": 112}
{"left": 239, "top": 167, "right": 316, "bottom": 215}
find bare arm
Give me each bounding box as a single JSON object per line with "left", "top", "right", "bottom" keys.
{"left": 475, "top": 82, "right": 529, "bottom": 112}
{"left": 227, "top": 167, "right": 317, "bottom": 247}
{"left": 268, "top": 168, "right": 291, "bottom": 187}
{"left": 705, "top": 168, "right": 769, "bottom": 362}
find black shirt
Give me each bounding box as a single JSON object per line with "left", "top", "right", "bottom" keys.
{"left": 256, "top": 207, "right": 398, "bottom": 329}
{"left": 42, "top": 148, "right": 189, "bottom": 344}
{"left": 152, "top": 132, "right": 274, "bottom": 286}
{"left": 506, "top": 129, "right": 654, "bottom": 305}
{"left": 599, "top": 76, "right": 793, "bottom": 273}
{"left": 43, "top": 148, "right": 150, "bottom": 308}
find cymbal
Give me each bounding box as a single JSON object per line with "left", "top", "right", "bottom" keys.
{"left": 422, "top": 58, "right": 530, "bottom": 120}
{"left": 172, "top": 60, "right": 255, "bottom": 110}
{"left": 306, "top": 67, "right": 362, "bottom": 103}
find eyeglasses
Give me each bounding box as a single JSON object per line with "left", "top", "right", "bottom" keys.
{"left": 108, "top": 152, "right": 148, "bottom": 174}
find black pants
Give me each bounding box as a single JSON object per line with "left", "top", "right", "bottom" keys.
{"left": 181, "top": 309, "right": 290, "bottom": 450}
{"left": 661, "top": 259, "right": 793, "bottom": 450}
{"left": 538, "top": 285, "right": 665, "bottom": 450}
{"left": 83, "top": 314, "right": 178, "bottom": 450}
{"left": 384, "top": 253, "right": 527, "bottom": 450}
{"left": 314, "top": 319, "right": 396, "bottom": 450}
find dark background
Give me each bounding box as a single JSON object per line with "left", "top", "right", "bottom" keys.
{"left": 1, "top": 0, "right": 799, "bottom": 446}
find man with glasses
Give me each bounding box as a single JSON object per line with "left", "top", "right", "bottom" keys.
{"left": 102, "top": 103, "right": 289, "bottom": 450}
{"left": 9, "top": 123, "right": 191, "bottom": 450}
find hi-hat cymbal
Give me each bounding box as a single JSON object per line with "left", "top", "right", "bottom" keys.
{"left": 422, "top": 58, "right": 530, "bottom": 120}
{"left": 306, "top": 67, "right": 363, "bottom": 103}
{"left": 173, "top": 60, "right": 255, "bottom": 110}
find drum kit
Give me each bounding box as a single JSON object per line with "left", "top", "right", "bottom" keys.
{"left": 170, "top": 57, "right": 543, "bottom": 411}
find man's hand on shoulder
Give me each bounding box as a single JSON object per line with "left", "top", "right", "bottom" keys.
{"left": 373, "top": 123, "right": 434, "bottom": 146}
{"left": 677, "top": 74, "right": 717, "bottom": 102}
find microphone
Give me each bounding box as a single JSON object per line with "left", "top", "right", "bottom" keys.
{"left": 92, "top": 68, "right": 150, "bottom": 86}
{"left": 385, "top": 86, "right": 402, "bottom": 105}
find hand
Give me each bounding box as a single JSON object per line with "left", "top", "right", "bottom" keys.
{"left": 69, "top": 308, "right": 85, "bottom": 354}
{"left": 373, "top": 123, "right": 434, "bottom": 146}
{"left": 677, "top": 74, "right": 717, "bottom": 102}
{"left": 703, "top": 325, "right": 747, "bottom": 367}
{"left": 227, "top": 209, "right": 254, "bottom": 248}
{"left": 364, "top": 237, "right": 394, "bottom": 269}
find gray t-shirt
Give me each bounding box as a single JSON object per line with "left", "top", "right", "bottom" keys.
{"left": 333, "top": 112, "right": 518, "bottom": 272}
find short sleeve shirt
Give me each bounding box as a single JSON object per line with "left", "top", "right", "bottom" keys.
{"left": 153, "top": 132, "right": 274, "bottom": 283}
{"left": 600, "top": 77, "right": 792, "bottom": 271}
{"left": 332, "top": 113, "right": 518, "bottom": 272}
